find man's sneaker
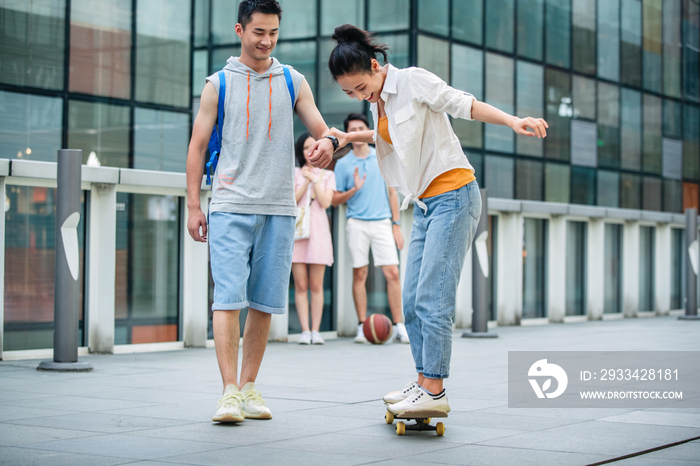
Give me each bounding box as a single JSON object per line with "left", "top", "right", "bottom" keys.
{"left": 354, "top": 323, "right": 368, "bottom": 344}
{"left": 383, "top": 380, "right": 419, "bottom": 404}
{"left": 240, "top": 382, "right": 272, "bottom": 419}
{"left": 393, "top": 322, "right": 410, "bottom": 344}
{"left": 212, "top": 384, "right": 244, "bottom": 422}
{"left": 387, "top": 387, "right": 450, "bottom": 416}
{"left": 298, "top": 331, "right": 311, "bottom": 345}
{"left": 311, "top": 331, "right": 325, "bottom": 345}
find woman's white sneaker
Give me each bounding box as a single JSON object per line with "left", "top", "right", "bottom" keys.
{"left": 387, "top": 388, "right": 450, "bottom": 416}
{"left": 298, "top": 331, "right": 311, "bottom": 345}
{"left": 311, "top": 331, "right": 325, "bottom": 345}
{"left": 383, "top": 380, "right": 419, "bottom": 404}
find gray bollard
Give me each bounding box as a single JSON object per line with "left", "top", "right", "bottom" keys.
{"left": 38, "top": 150, "right": 93, "bottom": 371}
{"left": 463, "top": 189, "right": 497, "bottom": 338}
{"left": 680, "top": 208, "right": 700, "bottom": 321}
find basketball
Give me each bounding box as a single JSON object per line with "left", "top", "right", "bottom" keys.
{"left": 363, "top": 314, "right": 393, "bottom": 344}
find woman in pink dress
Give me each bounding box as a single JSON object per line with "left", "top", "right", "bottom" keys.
{"left": 292, "top": 133, "right": 336, "bottom": 345}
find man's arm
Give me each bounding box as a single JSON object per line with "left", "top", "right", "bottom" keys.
{"left": 186, "top": 81, "right": 218, "bottom": 242}
{"left": 332, "top": 187, "right": 359, "bottom": 207}
{"left": 294, "top": 79, "right": 335, "bottom": 168}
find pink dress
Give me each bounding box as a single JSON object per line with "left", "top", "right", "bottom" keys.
{"left": 292, "top": 167, "right": 336, "bottom": 266}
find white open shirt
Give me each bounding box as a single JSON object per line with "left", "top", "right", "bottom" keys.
{"left": 370, "top": 64, "right": 476, "bottom": 213}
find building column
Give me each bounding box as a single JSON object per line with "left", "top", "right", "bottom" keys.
{"left": 333, "top": 204, "right": 356, "bottom": 337}
{"left": 623, "top": 221, "right": 640, "bottom": 317}
{"left": 182, "top": 193, "right": 209, "bottom": 347}
{"left": 87, "top": 183, "right": 117, "bottom": 353}
{"left": 496, "top": 212, "right": 523, "bottom": 326}
{"left": 0, "top": 176, "right": 5, "bottom": 359}
{"left": 547, "top": 216, "right": 567, "bottom": 323}
{"left": 655, "top": 224, "right": 672, "bottom": 316}
{"left": 587, "top": 219, "right": 605, "bottom": 320}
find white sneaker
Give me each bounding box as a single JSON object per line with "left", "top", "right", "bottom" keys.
{"left": 354, "top": 323, "right": 368, "bottom": 344}
{"left": 393, "top": 322, "right": 410, "bottom": 344}
{"left": 212, "top": 384, "right": 244, "bottom": 422}
{"left": 383, "top": 380, "right": 419, "bottom": 404}
{"left": 387, "top": 387, "right": 451, "bottom": 416}
{"left": 311, "top": 331, "right": 325, "bottom": 345}
{"left": 240, "top": 382, "right": 272, "bottom": 419}
{"left": 298, "top": 331, "right": 311, "bottom": 345}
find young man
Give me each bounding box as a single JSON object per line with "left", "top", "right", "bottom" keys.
{"left": 332, "top": 113, "right": 409, "bottom": 344}
{"left": 186, "top": 0, "right": 336, "bottom": 423}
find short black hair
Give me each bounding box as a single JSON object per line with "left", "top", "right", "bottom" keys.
{"left": 295, "top": 132, "right": 312, "bottom": 168}
{"left": 238, "top": 0, "right": 282, "bottom": 29}
{"left": 343, "top": 113, "right": 370, "bottom": 132}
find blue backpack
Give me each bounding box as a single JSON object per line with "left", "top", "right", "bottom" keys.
{"left": 205, "top": 66, "right": 297, "bottom": 185}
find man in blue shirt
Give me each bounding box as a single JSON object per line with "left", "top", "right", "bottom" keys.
{"left": 332, "top": 113, "right": 409, "bottom": 344}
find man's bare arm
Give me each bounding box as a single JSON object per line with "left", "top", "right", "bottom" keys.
{"left": 295, "top": 79, "right": 335, "bottom": 168}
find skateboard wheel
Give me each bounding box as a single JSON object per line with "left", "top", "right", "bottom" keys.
{"left": 436, "top": 422, "right": 445, "bottom": 436}
{"left": 396, "top": 421, "right": 405, "bottom": 435}
{"left": 385, "top": 412, "right": 394, "bottom": 424}
{"left": 422, "top": 418, "right": 431, "bottom": 425}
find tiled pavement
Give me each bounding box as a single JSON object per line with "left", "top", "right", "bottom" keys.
{"left": 1, "top": 316, "right": 699, "bottom": 465}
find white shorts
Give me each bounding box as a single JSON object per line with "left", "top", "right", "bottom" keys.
{"left": 346, "top": 218, "right": 399, "bottom": 269}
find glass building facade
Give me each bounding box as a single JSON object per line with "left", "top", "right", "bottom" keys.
{"left": 1, "top": 0, "right": 697, "bottom": 347}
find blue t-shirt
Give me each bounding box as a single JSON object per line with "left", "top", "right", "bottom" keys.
{"left": 334, "top": 148, "right": 392, "bottom": 221}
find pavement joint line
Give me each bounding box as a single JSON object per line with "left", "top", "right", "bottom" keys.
{"left": 584, "top": 434, "right": 700, "bottom": 465}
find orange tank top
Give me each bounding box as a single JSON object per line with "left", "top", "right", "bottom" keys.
{"left": 378, "top": 116, "right": 392, "bottom": 145}
{"left": 419, "top": 169, "right": 475, "bottom": 199}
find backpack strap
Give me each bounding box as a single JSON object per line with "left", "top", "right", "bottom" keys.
{"left": 216, "top": 70, "right": 226, "bottom": 140}
{"left": 205, "top": 70, "right": 226, "bottom": 185}
{"left": 282, "top": 65, "right": 295, "bottom": 107}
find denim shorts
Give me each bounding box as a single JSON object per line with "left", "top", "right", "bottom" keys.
{"left": 208, "top": 212, "right": 295, "bottom": 314}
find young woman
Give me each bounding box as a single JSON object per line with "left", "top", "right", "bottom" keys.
{"left": 292, "top": 133, "right": 336, "bottom": 345}
{"left": 321, "top": 24, "right": 548, "bottom": 415}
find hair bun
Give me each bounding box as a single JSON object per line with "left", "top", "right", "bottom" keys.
{"left": 332, "top": 24, "right": 368, "bottom": 45}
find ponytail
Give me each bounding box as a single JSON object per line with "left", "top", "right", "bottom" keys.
{"left": 328, "top": 24, "right": 390, "bottom": 80}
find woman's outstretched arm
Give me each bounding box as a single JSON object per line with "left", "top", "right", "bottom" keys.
{"left": 471, "top": 101, "right": 548, "bottom": 139}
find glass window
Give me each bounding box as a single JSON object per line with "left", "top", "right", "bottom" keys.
{"left": 321, "top": 0, "right": 364, "bottom": 36}
{"left": 486, "top": 0, "right": 514, "bottom": 53}
{"left": 136, "top": 0, "right": 191, "bottom": 108}
{"left": 663, "top": 99, "right": 682, "bottom": 139}
{"left": 192, "top": 50, "right": 208, "bottom": 97}
{"left": 571, "top": 166, "right": 595, "bottom": 205}
{"left": 279, "top": 0, "right": 317, "bottom": 39}
{"left": 485, "top": 154, "right": 514, "bottom": 198}
{"left": 418, "top": 35, "right": 450, "bottom": 82}
{"left": 683, "top": 182, "right": 699, "bottom": 211}
{"left": 369, "top": 0, "right": 410, "bottom": 32}
{"left": 453, "top": 0, "right": 483, "bottom": 45}
{"left": 115, "top": 193, "right": 181, "bottom": 344}
{"left": 275, "top": 40, "right": 317, "bottom": 93}
{"left": 663, "top": 0, "right": 682, "bottom": 97}
{"left": 683, "top": 0, "right": 700, "bottom": 100}
{"left": 467, "top": 150, "right": 484, "bottom": 186}
{"left": 0, "top": 0, "right": 65, "bottom": 90}
{"left": 515, "top": 159, "right": 543, "bottom": 201}
{"left": 0, "top": 91, "right": 62, "bottom": 162}
{"left": 319, "top": 39, "right": 362, "bottom": 131}
{"left": 597, "top": 170, "right": 620, "bottom": 207}
{"left": 517, "top": 0, "right": 544, "bottom": 60}
{"left": 572, "top": 76, "right": 596, "bottom": 120}
{"left": 69, "top": 0, "right": 131, "bottom": 99}
{"left": 643, "top": 0, "right": 663, "bottom": 93}
{"left": 194, "top": 0, "right": 209, "bottom": 47}
{"left": 545, "top": 69, "right": 572, "bottom": 161}
{"left": 566, "top": 221, "right": 587, "bottom": 316}
{"left": 620, "top": 173, "right": 642, "bottom": 209}
{"left": 643, "top": 94, "right": 662, "bottom": 174}
{"left": 516, "top": 61, "right": 544, "bottom": 156}
{"left": 418, "top": 0, "right": 449, "bottom": 35}
{"left": 604, "top": 223, "right": 623, "bottom": 313}
{"left": 522, "top": 218, "right": 548, "bottom": 319}
{"left": 452, "top": 45, "right": 483, "bottom": 148}
{"left": 134, "top": 109, "right": 189, "bottom": 172}
{"left": 598, "top": 0, "right": 620, "bottom": 81}
{"left": 621, "top": 0, "right": 643, "bottom": 88}
{"left": 545, "top": 162, "right": 570, "bottom": 202}
{"left": 671, "top": 228, "right": 685, "bottom": 309}
{"left": 684, "top": 104, "right": 700, "bottom": 180}
{"left": 211, "top": 0, "right": 240, "bottom": 45}
{"left": 68, "top": 101, "right": 130, "bottom": 168}
{"left": 642, "top": 176, "right": 662, "bottom": 211}
{"left": 211, "top": 47, "right": 241, "bottom": 74}
{"left": 381, "top": 34, "right": 411, "bottom": 69}
{"left": 485, "top": 53, "right": 514, "bottom": 153}
{"left": 546, "top": 0, "right": 571, "bottom": 67}
{"left": 639, "top": 226, "right": 655, "bottom": 311}
{"left": 4, "top": 186, "right": 86, "bottom": 350}
{"left": 572, "top": 0, "right": 596, "bottom": 75}
{"left": 621, "top": 88, "right": 642, "bottom": 170}
{"left": 664, "top": 179, "right": 682, "bottom": 212}
{"left": 598, "top": 83, "right": 620, "bottom": 168}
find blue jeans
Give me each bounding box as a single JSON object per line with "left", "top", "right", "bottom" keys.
{"left": 402, "top": 181, "right": 482, "bottom": 379}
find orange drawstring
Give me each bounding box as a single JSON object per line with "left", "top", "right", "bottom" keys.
{"left": 268, "top": 74, "right": 273, "bottom": 141}
{"left": 246, "top": 71, "right": 250, "bottom": 141}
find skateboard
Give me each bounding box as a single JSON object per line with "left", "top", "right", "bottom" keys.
{"left": 385, "top": 409, "right": 447, "bottom": 436}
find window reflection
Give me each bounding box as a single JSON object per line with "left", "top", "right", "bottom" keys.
{"left": 0, "top": 91, "right": 62, "bottom": 163}
{"left": 566, "top": 221, "right": 587, "bottom": 316}
{"left": 522, "top": 218, "right": 547, "bottom": 319}
{"left": 639, "top": 226, "right": 655, "bottom": 312}
{"left": 603, "top": 223, "right": 622, "bottom": 313}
